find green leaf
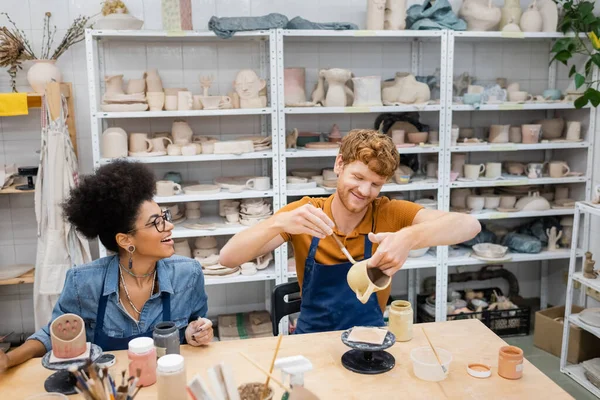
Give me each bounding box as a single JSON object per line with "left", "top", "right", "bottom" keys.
{"left": 574, "top": 95, "right": 589, "bottom": 109}
{"left": 592, "top": 53, "right": 600, "bottom": 68}
{"left": 575, "top": 73, "right": 585, "bottom": 89}
{"left": 579, "top": 2, "right": 594, "bottom": 17}
{"left": 569, "top": 65, "right": 577, "bottom": 77}
{"left": 553, "top": 50, "right": 572, "bottom": 65}
{"left": 551, "top": 38, "right": 571, "bottom": 54}
{"left": 585, "top": 59, "right": 593, "bottom": 77}
{"left": 585, "top": 88, "right": 600, "bottom": 107}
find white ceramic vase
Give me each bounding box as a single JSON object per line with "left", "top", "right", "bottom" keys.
{"left": 27, "top": 60, "right": 62, "bottom": 94}
{"left": 284, "top": 68, "right": 307, "bottom": 105}
{"left": 367, "top": 0, "right": 386, "bottom": 30}
{"left": 352, "top": 76, "right": 382, "bottom": 107}
{"left": 384, "top": 0, "right": 406, "bottom": 30}
{"left": 520, "top": 0, "right": 543, "bottom": 32}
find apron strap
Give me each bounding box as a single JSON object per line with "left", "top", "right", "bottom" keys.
{"left": 161, "top": 292, "right": 171, "bottom": 321}
{"left": 364, "top": 235, "right": 373, "bottom": 258}
{"left": 307, "top": 236, "right": 320, "bottom": 261}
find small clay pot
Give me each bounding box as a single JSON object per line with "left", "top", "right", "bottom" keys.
{"left": 238, "top": 382, "right": 273, "bottom": 400}
{"left": 50, "top": 313, "right": 86, "bottom": 358}
{"left": 407, "top": 132, "right": 428, "bottom": 144}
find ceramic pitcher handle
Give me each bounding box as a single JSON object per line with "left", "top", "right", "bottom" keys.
{"left": 173, "top": 183, "right": 182, "bottom": 195}
{"left": 562, "top": 163, "right": 571, "bottom": 176}
{"left": 145, "top": 139, "right": 154, "bottom": 152}
{"left": 162, "top": 137, "right": 173, "bottom": 146}
{"left": 245, "top": 178, "right": 255, "bottom": 189}
{"left": 479, "top": 164, "right": 486, "bottom": 174}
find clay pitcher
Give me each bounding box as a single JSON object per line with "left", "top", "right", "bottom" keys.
{"left": 284, "top": 68, "right": 307, "bottom": 105}
{"left": 347, "top": 260, "right": 391, "bottom": 304}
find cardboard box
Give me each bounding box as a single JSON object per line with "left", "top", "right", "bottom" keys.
{"left": 218, "top": 311, "right": 272, "bottom": 341}
{"left": 534, "top": 305, "right": 600, "bottom": 364}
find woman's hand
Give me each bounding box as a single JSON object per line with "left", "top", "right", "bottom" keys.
{"left": 0, "top": 350, "right": 9, "bottom": 373}
{"left": 185, "top": 318, "right": 214, "bottom": 346}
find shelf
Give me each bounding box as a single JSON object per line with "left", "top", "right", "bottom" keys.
{"left": 285, "top": 146, "right": 439, "bottom": 158}
{"left": 447, "top": 249, "right": 580, "bottom": 266}
{"left": 0, "top": 268, "right": 34, "bottom": 286}
{"left": 569, "top": 314, "right": 600, "bottom": 339}
{"left": 94, "top": 108, "right": 273, "bottom": 119}
{"left": 0, "top": 182, "right": 34, "bottom": 195}
{"left": 452, "top": 102, "right": 584, "bottom": 111}
{"left": 572, "top": 271, "right": 600, "bottom": 294}
{"left": 450, "top": 176, "right": 587, "bottom": 188}
{"left": 171, "top": 217, "right": 246, "bottom": 239}
{"left": 453, "top": 31, "right": 586, "bottom": 40}
{"left": 450, "top": 142, "right": 590, "bottom": 152}
{"left": 472, "top": 208, "right": 575, "bottom": 220}
{"left": 204, "top": 264, "right": 276, "bottom": 286}
{"left": 286, "top": 181, "right": 438, "bottom": 197}
{"left": 283, "top": 105, "right": 440, "bottom": 114}
{"left": 89, "top": 29, "right": 271, "bottom": 41}
{"left": 563, "top": 364, "right": 600, "bottom": 398}
{"left": 155, "top": 190, "right": 274, "bottom": 204}
{"left": 576, "top": 202, "right": 600, "bottom": 218}
{"left": 282, "top": 29, "right": 444, "bottom": 41}
{"left": 99, "top": 151, "right": 273, "bottom": 165}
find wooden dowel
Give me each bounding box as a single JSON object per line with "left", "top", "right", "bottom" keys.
{"left": 262, "top": 334, "right": 283, "bottom": 399}
{"left": 239, "top": 352, "right": 291, "bottom": 392}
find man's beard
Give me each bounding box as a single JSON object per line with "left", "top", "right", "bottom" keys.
{"left": 337, "top": 185, "right": 372, "bottom": 214}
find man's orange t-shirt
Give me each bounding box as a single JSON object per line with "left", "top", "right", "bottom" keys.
{"left": 278, "top": 194, "right": 423, "bottom": 312}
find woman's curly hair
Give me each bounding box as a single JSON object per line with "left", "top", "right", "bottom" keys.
{"left": 340, "top": 129, "right": 400, "bottom": 178}
{"left": 63, "top": 160, "right": 156, "bottom": 252}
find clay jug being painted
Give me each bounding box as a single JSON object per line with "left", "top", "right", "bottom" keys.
{"left": 384, "top": 0, "right": 406, "bottom": 30}
{"left": 105, "top": 75, "right": 124, "bottom": 95}
{"left": 171, "top": 120, "right": 193, "bottom": 144}
{"left": 520, "top": 0, "right": 543, "bottom": 32}
{"left": 352, "top": 76, "right": 382, "bottom": 107}
{"left": 284, "top": 68, "right": 307, "bottom": 105}
{"left": 27, "top": 60, "right": 63, "bottom": 94}
{"left": 321, "top": 68, "right": 353, "bottom": 107}
{"left": 101, "top": 127, "right": 128, "bottom": 158}
{"left": 347, "top": 259, "right": 391, "bottom": 304}
{"left": 500, "top": 0, "right": 522, "bottom": 29}
{"left": 459, "top": 0, "right": 501, "bottom": 31}
{"left": 366, "top": 0, "right": 386, "bottom": 30}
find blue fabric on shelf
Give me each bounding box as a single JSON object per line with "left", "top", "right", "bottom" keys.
{"left": 406, "top": 0, "right": 467, "bottom": 31}
{"left": 286, "top": 16, "right": 358, "bottom": 30}
{"left": 208, "top": 13, "right": 289, "bottom": 38}
{"left": 502, "top": 233, "right": 543, "bottom": 254}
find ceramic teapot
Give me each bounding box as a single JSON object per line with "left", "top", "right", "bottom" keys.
{"left": 101, "top": 127, "right": 128, "bottom": 158}
{"left": 520, "top": 0, "right": 543, "bottom": 32}
{"left": 320, "top": 68, "right": 353, "bottom": 107}
{"left": 459, "top": 0, "right": 501, "bottom": 32}
{"left": 171, "top": 120, "right": 193, "bottom": 144}
{"left": 347, "top": 259, "right": 391, "bottom": 304}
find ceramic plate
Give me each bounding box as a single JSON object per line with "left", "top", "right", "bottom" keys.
{"left": 496, "top": 207, "right": 519, "bottom": 213}
{"left": 470, "top": 254, "right": 513, "bottom": 262}
{"left": 183, "top": 184, "right": 221, "bottom": 195}
{"left": 566, "top": 172, "right": 584, "bottom": 177}
{"left": 479, "top": 176, "right": 505, "bottom": 181}
{"left": 128, "top": 151, "right": 166, "bottom": 157}
{"left": 100, "top": 103, "right": 148, "bottom": 112}
{"left": 457, "top": 177, "right": 474, "bottom": 182}
{"left": 578, "top": 308, "right": 600, "bottom": 328}
{"left": 287, "top": 182, "right": 318, "bottom": 190}
{"left": 183, "top": 222, "right": 217, "bottom": 230}
{"left": 304, "top": 142, "right": 340, "bottom": 149}
{"left": 291, "top": 169, "right": 322, "bottom": 178}
{"left": 42, "top": 344, "right": 103, "bottom": 371}
{"left": 395, "top": 143, "right": 416, "bottom": 148}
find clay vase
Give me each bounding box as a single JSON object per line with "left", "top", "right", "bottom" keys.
{"left": 367, "top": 0, "right": 386, "bottom": 30}
{"left": 489, "top": 125, "right": 510, "bottom": 143}
{"left": 171, "top": 120, "right": 193, "bottom": 144}
{"left": 520, "top": 0, "right": 543, "bottom": 32}
{"left": 321, "top": 68, "right": 353, "bottom": 107}
{"left": 101, "top": 127, "right": 128, "bottom": 158}
{"left": 105, "top": 74, "right": 124, "bottom": 95}
{"left": 145, "top": 69, "right": 163, "bottom": 92}
{"left": 352, "top": 76, "right": 382, "bottom": 106}
{"left": 500, "top": 0, "right": 522, "bottom": 29}
{"left": 50, "top": 313, "right": 86, "bottom": 358}
{"left": 384, "top": 0, "right": 407, "bottom": 30}
{"left": 27, "top": 60, "right": 63, "bottom": 94}
{"left": 347, "top": 259, "right": 391, "bottom": 304}
{"left": 521, "top": 124, "right": 542, "bottom": 144}
{"left": 451, "top": 188, "right": 472, "bottom": 208}
{"left": 509, "top": 126, "right": 522, "bottom": 143}
{"left": 284, "top": 68, "right": 307, "bottom": 105}
{"left": 459, "top": 0, "right": 501, "bottom": 31}
{"left": 502, "top": 17, "right": 522, "bottom": 32}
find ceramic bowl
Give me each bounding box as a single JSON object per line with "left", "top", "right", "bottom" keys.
{"left": 407, "top": 132, "right": 428, "bottom": 144}
{"left": 472, "top": 243, "right": 508, "bottom": 258}
{"left": 409, "top": 247, "right": 430, "bottom": 258}
{"left": 538, "top": 118, "right": 565, "bottom": 139}
{"left": 463, "top": 93, "right": 481, "bottom": 105}
{"left": 238, "top": 382, "right": 274, "bottom": 400}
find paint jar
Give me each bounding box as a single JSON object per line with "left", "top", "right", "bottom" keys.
{"left": 128, "top": 337, "right": 157, "bottom": 387}
{"left": 498, "top": 346, "right": 523, "bottom": 379}
{"left": 153, "top": 321, "right": 180, "bottom": 358}
{"left": 388, "top": 300, "right": 413, "bottom": 341}
{"left": 157, "top": 354, "right": 187, "bottom": 400}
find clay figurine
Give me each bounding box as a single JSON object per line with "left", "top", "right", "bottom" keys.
{"left": 546, "top": 227, "right": 563, "bottom": 251}
{"left": 384, "top": 0, "right": 407, "bottom": 30}
{"left": 453, "top": 72, "right": 475, "bottom": 97}
{"left": 459, "top": 0, "right": 501, "bottom": 32}
{"left": 382, "top": 73, "right": 430, "bottom": 104}
{"left": 320, "top": 68, "right": 353, "bottom": 107}
{"left": 233, "top": 69, "right": 267, "bottom": 109}
{"left": 366, "top": 0, "right": 386, "bottom": 30}
{"left": 286, "top": 128, "right": 298, "bottom": 149}
{"left": 311, "top": 70, "right": 326, "bottom": 105}
{"left": 584, "top": 252, "right": 597, "bottom": 279}
{"left": 520, "top": 0, "right": 543, "bottom": 32}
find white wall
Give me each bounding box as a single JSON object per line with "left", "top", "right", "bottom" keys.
{"left": 1, "top": 0, "right": 599, "bottom": 336}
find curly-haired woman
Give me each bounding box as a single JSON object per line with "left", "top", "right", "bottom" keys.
{"left": 221, "top": 129, "right": 481, "bottom": 333}
{"left": 0, "top": 160, "right": 211, "bottom": 371}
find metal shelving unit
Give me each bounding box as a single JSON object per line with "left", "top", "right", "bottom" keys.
{"left": 560, "top": 202, "right": 600, "bottom": 397}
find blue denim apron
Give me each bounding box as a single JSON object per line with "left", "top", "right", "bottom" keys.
{"left": 295, "top": 234, "right": 385, "bottom": 334}
{"left": 94, "top": 269, "right": 171, "bottom": 351}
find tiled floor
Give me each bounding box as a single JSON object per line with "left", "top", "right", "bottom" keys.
{"left": 505, "top": 335, "right": 597, "bottom": 399}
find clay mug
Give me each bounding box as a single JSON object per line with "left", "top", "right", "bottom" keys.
{"left": 192, "top": 95, "right": 204, "bottom": 110}
{"left": 451, "top": 153, "right": 466, "bottom": 177}
{"left": 225, "top": 212, "right": 239, "bottom": 223}
{"left": 489, "top": 125, "right": 510, "bottom": 143}
{"left": 181, "top": 143, "right": 197, "bottom": 156}
{"left": 201, "top": 141, "right": 215, "bottom": 154}
{"left": 186, "top": 209, "right": 201, "bottom": 219}
{"left": 450, "top": 188, "right": 471, "bottom": 208}
{"left": 500, "top": 195, "right": 517, "bottom": 209}
{"left": 521, "top": 124, "right": 541, "bottom": 144}
{"left": 422, "top": 162, "right": 438, "bottom": 178}
{"left": 507, "top": 82, "right": 520, "bottom": 93}
{"left": 464, "top": 164, "right": 485, "bottom": 181}
{"left": 428, "top": 130, "right": 439, "bottom": 144}
{"left": 187, "top": 201, "right": 201, "bottom": 210}
{"left": 165, "top": 95, "right": 178, "bottom": 111}
{"left": 156, "top": 180, "right": 182, "bottom": 197}
{"left": 218, "top": 96, "right": 233, "bottom": 109}
{"left": 346, "top": 260, "right": 391, "bottom": 304}
{"left": 177, "top": 91, "right": 193, "bottom": 111}
{"left": 126, "top": 78, "right": 145, "bottom": 94}
{"left": 484, "top": 195, "right": 501, "bottom": 209}
{"left": 246, "top": 177, "right": 271, "bottom": 191}
{"left": 543, "top": 89, "right": 562, "bottom": 100}
{"left": 549, "top": 161, "right": 570, "bottom": 178}
{"left": 451, "top": 127, "right": 460, "bottom": 145}
{"left": 129, "top": 133, "right": 153, "bottom": 153}
{"left": 526, "top": 163, "right": 545, "bottom": 179}
{"left": 505, "top": 162, "right": 525, "bottom": 176}
{"left": 508, "top": 91, "right": 532, "bottom": 102}
{"left": 466, "top": 195, "right": 485, "bottom": 212}
{"left": 167, "top": 143, "right": 182, "bottom": 156}
{"left": 565, "top": 121, "right": 581, "bottom": 141}
{"left": 50, "top": 313, "right": 87, "bottom": 359}
{"left": 509, "top": 126, "right": 522, "bottom": 143}
{"left": 322, "top": 169, "right": 337, "bottom": 181}
{"left": 151, "top": 137, "right": 172, "bottom": 152}
{"left": 485, "top": 162, "right": 502, "bottom": 179}
{"left": 166, "top": 204, "right": 180, "bottom": 217}
{"left": 555, "top": 186, "right": 569, "bottom": 200}
{"left": 391, "top": 129, "right": 405, "bottom": 145}
{"left": 146, "top": 92, "right": 165, "bottom": 111}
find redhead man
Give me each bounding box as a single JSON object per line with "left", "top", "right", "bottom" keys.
{"left": 220, "top": 129, "right": 481, "bottom": 333}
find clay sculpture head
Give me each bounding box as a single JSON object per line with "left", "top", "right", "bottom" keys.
{"left": 459, "top": 0, "right": 502, "bottom": 31}
{"left": 50, "top": 313, "right": 87, "bottom": 359}
{"left": 234, "top": 69, "right": 266, "bottom": 108}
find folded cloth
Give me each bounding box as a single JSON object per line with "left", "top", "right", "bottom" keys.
{"left": 208, "top": 13, "right": 289, "bottom": 39}
{"left": 286, "top": 16, "right": 358, "bottom": 30}
{"left": 407, "top": 0, "right": 467, "bottom": 31}
{"left": 0, "top": 93, "right": 28, "bottom": 116}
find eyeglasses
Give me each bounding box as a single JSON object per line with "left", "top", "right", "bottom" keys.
{"left": 128, "top": 209, "right": 172, "bottom": 234}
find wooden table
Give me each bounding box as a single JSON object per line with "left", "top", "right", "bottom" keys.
{"left": 0, "top": 320, "right": 572, "bottom": 399}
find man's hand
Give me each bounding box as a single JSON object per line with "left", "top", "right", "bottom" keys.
{"left": 275, "top": 204, "right": 335, "bottom": 238}
{"left": 367, "top": 231, "right": 415, "bottom": 276}
{"left": 185, "top": 318, "right": 214, "bottom": 346}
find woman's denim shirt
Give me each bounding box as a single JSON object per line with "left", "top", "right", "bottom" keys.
{"left": 28, "top": 255, "right": 207, "bottom": 351}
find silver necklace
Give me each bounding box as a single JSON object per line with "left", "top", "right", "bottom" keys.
{"left": 119, "top": 267, "right": 156, "bottom": 315}
{"left": 119, "top": 262, "right": 155, "bottom": 278}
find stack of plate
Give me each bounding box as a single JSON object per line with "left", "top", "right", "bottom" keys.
{"left": 239, "top": 198, "right": 272, "bottom": 226}
{"left": 237, "top": 135, "right": 272, "bottom": 151}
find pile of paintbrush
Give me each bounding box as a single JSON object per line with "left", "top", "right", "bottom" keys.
{"left": 68, "top": 360, "right": 143, "bottom": 400}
